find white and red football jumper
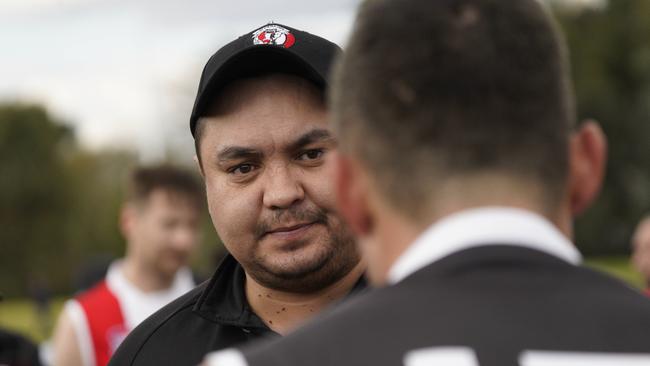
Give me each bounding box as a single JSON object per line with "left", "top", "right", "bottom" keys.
{"left": 63, "top": 261, "right": 195, "bottom": 366}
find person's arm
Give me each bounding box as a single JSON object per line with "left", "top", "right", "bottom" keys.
{"left": 51, "top": 304, "right": 85, "bottom": 366}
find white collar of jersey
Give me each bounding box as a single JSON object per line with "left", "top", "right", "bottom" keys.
{"left": 106, "top": 260, "right": 195, "bottom": 328}
{"left": 106, "top": 260, "right": 195, "bottom": 296}
{"left": 387, "top": 207, "right": 582, "bottom": 285}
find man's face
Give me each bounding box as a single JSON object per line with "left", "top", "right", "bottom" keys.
{"left": 632, "top": 219, "right": 650, "bottom": 282}
{"left": 127, "top": 189, "right": 201, "bottom": 279}
{"left": 197, "top": 75, "right": 360, "bottom": 293}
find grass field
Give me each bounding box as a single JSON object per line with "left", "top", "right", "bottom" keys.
{"left": 0, "top": 256, "right": 645, "bottom": 343}
{"left": 0, "top": 298, "right": 64, "bottom": 343}
{"left": 584, "top": 256, "right": 644, "bottom": 288}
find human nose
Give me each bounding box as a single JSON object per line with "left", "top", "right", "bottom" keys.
{"left": 262, "top": 164, "right": 304, "bottom": 209}
{"left": 171, "top": 224, "right": 199, "bottom": 251}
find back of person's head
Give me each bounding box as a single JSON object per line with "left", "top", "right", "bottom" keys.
{"left": 332, "top": 0, "right": 574, "bottom": 223}
{"left": 127, "top": 164, "right": 204, "bottom": 210}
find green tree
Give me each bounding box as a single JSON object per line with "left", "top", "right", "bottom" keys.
{"left": 0, "top": 104, "right": 141, "bottom": 297}
{"left": 0, "top": 104, "right": 73, "bottom": 296}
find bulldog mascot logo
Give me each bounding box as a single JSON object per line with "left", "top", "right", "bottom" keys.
{"left": 252, "top": 24, "right": 296, "bottom": 48}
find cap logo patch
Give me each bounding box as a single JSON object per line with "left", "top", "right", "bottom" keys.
{"left": 252, "top": 25, "right": 296, "bottom": 49}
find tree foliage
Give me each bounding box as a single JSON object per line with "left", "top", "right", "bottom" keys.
{"left": 0, "top": 104, "right": 135, "bottom": 297}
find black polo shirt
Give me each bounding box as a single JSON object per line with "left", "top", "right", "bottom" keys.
{"left": 108, "top": 254, "right": 367, "bottom": 366}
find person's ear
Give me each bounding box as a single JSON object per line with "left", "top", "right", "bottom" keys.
{"left": 193, "top": 155, "right": 205, "bottom": 178}
{"left": 333, "top": 152, "right": 373, "bottom": 237}
{"left": 119, "top": 203, "right": 136, "bottom": 239}
{"left": 568, "top": 120, "right": 607, "bottom": 216}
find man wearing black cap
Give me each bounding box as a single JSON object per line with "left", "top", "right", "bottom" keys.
{"left": 202, "top": 1, "right": 650, "bottom": 365}
{"left": 108, "top": 23, "right": 365, "bottom": 366}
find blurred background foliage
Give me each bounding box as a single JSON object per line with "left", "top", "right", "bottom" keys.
{"left": 0, "top": 0, "right": 649, "bottom": 319}
{"left": 0, "top": 104, "right": 221, "bottom": 300}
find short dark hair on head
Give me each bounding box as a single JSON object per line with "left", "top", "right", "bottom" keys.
{"left": 332, "top": 0, "right": 575, "bottom": 219}
{"left": 193, "top": 118, "right": 208, "bottom": 163}
{"left": 127, "top": 164, "right": 204, "bottom": 209}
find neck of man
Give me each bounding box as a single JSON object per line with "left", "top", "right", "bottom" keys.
{"left": 245, "top": 261, "right": 366, "bottom": 335}
{"left": 122, "top": 256, "right": 176, "bottom": 293}
{"left": 371, "top": 175, "right": 571, "bottom": 285}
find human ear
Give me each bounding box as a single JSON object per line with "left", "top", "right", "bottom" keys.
{"left": 333, "top": 152, "right": 372, "bottom": 237}
{"left": 568, "top": 120, "right": 607, "bottom": 216}
{"left": 193, "top": 155, "right": 205, "bottom": 178}
{"left": 119, "top": 204, "right": 136, "bottom": 239}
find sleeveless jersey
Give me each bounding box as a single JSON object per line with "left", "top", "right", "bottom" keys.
{"left": 64, "top": 261, "right": 195, "bottom": 366}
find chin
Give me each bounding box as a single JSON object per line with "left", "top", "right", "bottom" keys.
{"left": 249, "top": 248, "right": 357, "bottom": 293}
{"left": 261, "top": 241, "right": 331, "bottom": 276}
{"left": 269, "top": 256, "right": 330, "bottom": 280}
{"left": 158, "top": 261, "right": 185, "bottom": 279}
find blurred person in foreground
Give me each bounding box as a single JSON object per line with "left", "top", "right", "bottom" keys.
{"left": 108, "top": 24, "right": 365, "bottom": 366}
{"left": 632, "top": 215, "right": 650, "bottom": 296}
{"left": 204, "top": 1, "right": 650, "bottom": 365}
{"left": 1, "top": 293, "right": 42, "bottom": 366}
{"left": 0, "top": 328, "right": 42, "bottom": 366}
{"left": 51, "top": 165, "right": 202, "bottom": 366}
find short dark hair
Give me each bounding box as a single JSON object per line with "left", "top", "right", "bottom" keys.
{"left": 332, "top": 0, "right": 574, "bottom": 219}
{"left": 127, "top": 165, "right": 204, "bottom": 209}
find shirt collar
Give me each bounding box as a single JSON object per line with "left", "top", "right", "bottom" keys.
{"left": 106, "top": 260, "right": 195, "bottom": 297}
{"left": 388, "top": 207, "right": 582, "bottom": 284}
{"left": 194, "top": 254, "right": 270, "bottom": 330}
{"left": 195, "top": 254, "right": 369, "bottom": 329}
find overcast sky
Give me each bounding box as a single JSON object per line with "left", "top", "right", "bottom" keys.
{"left": 0, "top": 0, "right": 361, "bottom": 162}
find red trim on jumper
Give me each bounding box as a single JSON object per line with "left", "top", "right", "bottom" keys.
{"left": 77, "top": 280, "right": 128, "bottom": 366}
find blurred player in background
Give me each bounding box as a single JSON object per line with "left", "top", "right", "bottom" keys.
{"left": 632, "top": 215, "right": 650, "bottom": 295}
{"left": 51, "top": 165, "right": 203, "bottom": 366}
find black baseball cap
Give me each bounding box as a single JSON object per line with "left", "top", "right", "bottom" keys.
{"left": 190, "top": 23, "right": 342, "bottom": 137}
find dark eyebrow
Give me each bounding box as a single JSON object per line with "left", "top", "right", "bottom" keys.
{"left": 286, "top": 129, "right": 336, "bottom": 152}
{"left": 217, "top": 147, "right": 263, "bottom": 163}
{"left": 216, "top": 129, "right": 333, "bottom": 163}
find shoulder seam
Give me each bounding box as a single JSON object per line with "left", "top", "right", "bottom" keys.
{"left": 126, "top": 300, "right": 198, "bottom": 365}
{"left": 117, "top": 282, "right": 208, "bottom": 366}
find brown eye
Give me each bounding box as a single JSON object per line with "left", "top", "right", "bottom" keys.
{"left": 298, "top": 149, "right": 323, "bottom": 161}
{"left": 230, "top": 164, "right": 256, "bottom": 175}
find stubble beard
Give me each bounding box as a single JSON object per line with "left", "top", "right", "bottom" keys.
{"left": 247, "top": 208, "right": 361, "bottom": 294}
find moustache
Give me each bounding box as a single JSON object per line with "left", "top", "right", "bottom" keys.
{"left": 254, "top": 205, "right": 328, "bottom": 239}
